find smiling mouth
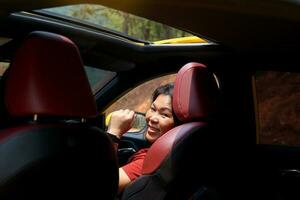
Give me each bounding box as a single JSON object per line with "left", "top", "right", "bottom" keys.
{"left": 147, "top": 125, "right": 160, "bottom": 133}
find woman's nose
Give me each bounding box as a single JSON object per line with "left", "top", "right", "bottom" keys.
{"left": 149, "top": 113, "right": 159, "bottom": 123}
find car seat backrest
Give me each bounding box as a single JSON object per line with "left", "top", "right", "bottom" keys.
{"left": 0, "top": 31, "right": 118, "bottom": 199}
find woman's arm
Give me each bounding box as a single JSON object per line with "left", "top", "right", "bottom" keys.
{"left": 118, "top": 168, "right": 131, "bottom": 194}
{"left": 106, "top": 109, "right": 135, "bottom": 193}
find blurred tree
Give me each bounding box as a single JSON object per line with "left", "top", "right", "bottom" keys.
{"left": 46, "top": 4, "right": 192, "bottom": 42}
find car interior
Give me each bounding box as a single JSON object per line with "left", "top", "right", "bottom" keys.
{"left": 0, "top": 0, "right": 300, "bottom": 200}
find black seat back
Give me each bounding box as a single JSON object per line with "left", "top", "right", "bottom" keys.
{"left": 0, "top": 31, "right": 118, "bottom": 199}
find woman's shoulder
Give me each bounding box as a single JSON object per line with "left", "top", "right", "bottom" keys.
{"left": 129, "top": 148, "right": 148, "bottom": 161}
{"left": 137, "top": 148, "right": 149, "bottom": 154}
{"left": 134, "top": 148, "right": 149, "bottom": 156}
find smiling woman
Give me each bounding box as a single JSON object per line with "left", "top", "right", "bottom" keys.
{"left": 104, "top": 74, "right": 176, "bottom": 135}
{"left": 107, "top": 82, "right": 178, "bottom": 194}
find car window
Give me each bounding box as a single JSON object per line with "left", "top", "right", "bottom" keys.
{"left": 0, "top": 62, "right": 115, "bottom": 94}
{"left": 105, "top": 74, "right": 176, "bottom": 115}
{"left": 253, "top": 71, "right": 300, "bottom": 146}
{"left": 39, "top": 4, "right": 207, "bottom": 44}
{"left": 84, "top": 66, "right": 116, "bottom": 94}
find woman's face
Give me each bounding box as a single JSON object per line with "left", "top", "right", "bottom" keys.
{"left": 145, "top": 94, "right": 175, "bottom": 144}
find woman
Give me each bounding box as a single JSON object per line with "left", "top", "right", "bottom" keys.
{"left": 107, "top": 83, "right": 179, "bottom": 193}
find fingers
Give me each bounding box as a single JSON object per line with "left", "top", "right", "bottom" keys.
{"left": 127, "top": 110, "right": 135, "bottom": 119}
{"left": 114, "top": 109, "right": 134, "bottom": 119}
{"left": 107, "top": 109, "right": 136, "bottom": 137}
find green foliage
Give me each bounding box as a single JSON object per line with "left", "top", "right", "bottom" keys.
{"left": 46, "top": 4, "right": 192, "bottom": 42}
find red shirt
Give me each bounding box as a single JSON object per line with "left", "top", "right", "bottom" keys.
{"left": 122, "top": 148, "right": 149, "bottom": 181}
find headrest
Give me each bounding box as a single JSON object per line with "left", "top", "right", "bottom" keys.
{"left": 173, "top": 62, "right": 220, "bottom": 122}
{"left": 4, "top": 31, "right": 97, "bottom": 118}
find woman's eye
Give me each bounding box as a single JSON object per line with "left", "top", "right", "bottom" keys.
{"left": 150, "top": 107, "right": 155, "bottom": 111}
{"left": 161, "top": 113, "right": 169, "bottom": 118}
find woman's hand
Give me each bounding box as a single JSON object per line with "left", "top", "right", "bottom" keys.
{"left": 107, "top": 109, "right": 135, "bottom": 139}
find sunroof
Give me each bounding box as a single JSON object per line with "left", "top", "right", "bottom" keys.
{"left": 41, "top": 4, "right": 206, "bottom": 44}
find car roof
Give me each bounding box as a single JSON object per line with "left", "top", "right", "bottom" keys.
{"left": 2, "top": 0, "right": 300, "bottom": 53}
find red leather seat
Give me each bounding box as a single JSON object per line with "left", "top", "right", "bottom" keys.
{"left": 121, "top": 62, "right": 221, "bottom": 200}
{"left": 0, "top": 31, "right": 118, "bottom": 199}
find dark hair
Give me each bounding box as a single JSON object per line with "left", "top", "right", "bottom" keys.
{"left": 151, "top": 83, "right": 180, "bottom": 125}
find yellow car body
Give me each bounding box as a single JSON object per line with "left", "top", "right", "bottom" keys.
{"left": 153, "top": 36, "right": 206, "bottom": 44}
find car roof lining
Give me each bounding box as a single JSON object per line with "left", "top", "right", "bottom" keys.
{"left": 2, "top": 0, "right": 300, "bottom": 53}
